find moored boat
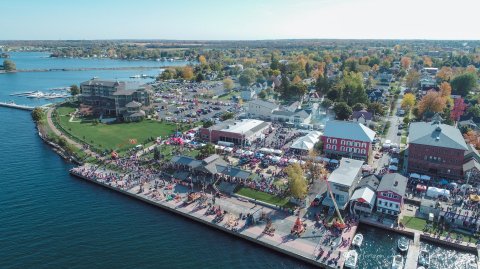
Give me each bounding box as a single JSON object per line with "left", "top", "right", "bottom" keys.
{"left": 465, "top": 259, "right": 477, "bottom": 269}
{"left": 344, "top": 250, "right": 358, "bottom": 268}
{"left": 352, "top": 233, "right": 363, "bottom": 247}
{"left": 418, "top": 249, "right": 430, "bottom": 267}
{"left": 397, "top": 237, "right": 409, "bottom": 252}
{"left": 392, "top": 254, "right": 404, "bottom": 269}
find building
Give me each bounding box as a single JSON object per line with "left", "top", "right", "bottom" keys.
{"left": 247, "top": 99, "right": 312, "bottom": 125}
{"left": 247, "top": 99, "right": 279, "bottom": 119}
{"left": 351, "top": 109, "right": 373, "bottom": 126}
{"left": 376, "top": 173, "right": 408, "bottom": 216}
{"left": 349, "top": 174, "right": 380, "bottom": 215}
{"left": 289, "top": 131, "right": 322, "bottom": 153}
{"left": 322, "top": 158, "right": 364, "bottom": 210}
{"left": 199, "top": 119, "right": 271, "bottom": 146}
{"left": 322, "top": 121, "right": 376, "bottom": 162}
{"left": 405, "top": 114, "right": 468, "bottom": 180}
{"left": 79, "top": 78, "right": 152, "bottom": 121}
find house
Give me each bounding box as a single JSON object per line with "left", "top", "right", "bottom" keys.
{"left": 79, "top": 78, "right": 151, "bottom": 121}
{"left": 351, "top": 109, "right": 373, "bottom": 126}
{"left": 241, "top": 88, "right": 256, "bottom": 101}
{"left": 405, "top": 114, "right": 468, "bottom": 180}
{"left": 375, "top": 72, "right": 394, "bottom": 87}
{"left": 271, "top": 109, "right": 312, "bottom": 125}
{"left": 458, "top": 119, "right": 479, "bottom": 130}
{"left": 349, "top": 174, "right": 380, "bottom": 215}
{"left": 307, "top": 90, "right": 321, "bottom": 103}
{"left": 247, "top": 99, "right": 279, "bottom": 119}
{"left": 322, "top": 121, "right": 376, "bottom": 162}
{"left": 376, "top": 173, "right": 408, "bottom": 216}
{"left": 463, "top": 159, "right": 480, "bottom": 186}
{"left": 322, "top": 158, "right": 364, "bottom": 210}
{"left": 247, "top": 99, "right": 312, "bottom": 125}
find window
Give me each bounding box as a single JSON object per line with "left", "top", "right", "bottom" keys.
{"left": 378, "top": 200, "right": 382, "bottom": 205}
{"left": 333, "top": 139, "right": 337, "bottom": 144}
{"left": 332, "top": 145, "right": 337, "bottom": 151}
{"left": 362, "top": 143, "right": 366, "bottom": 148}
{"left": 327, "top": 138, "right": 331, "bottom": 143}
{"left": 341, "top": 140, "right": 345, "bottom": 145}
{"left": 326, "top": 144, "right": 331, "bottom": 150}
{"left": 395, "top": 204, "right": 399, "bottom": 208}
{"left": 340, "top": 146, "right": 345, "bottom": 151}
{"left": 361, "top": 149, "right": 366, "bottom": 155}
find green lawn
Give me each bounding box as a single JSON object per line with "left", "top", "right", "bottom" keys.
{"left": 55, "top": 104, "right": 181, "bottom": 152}
{"left": 401, "top": 216, "right": 427, "bottom": 230}
{"left": 157, "top": 144, "right": 199, "bottom": 161}
{"left": 235, "top": 187, "right": 291, "bottom": 207}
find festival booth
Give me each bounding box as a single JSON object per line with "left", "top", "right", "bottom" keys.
{"left": 426, "top": 187, "right": 450, "bottom": 199}
{"left": 390, "top": 158, "right": 399, "bottom": 164}
{"left": 388, "top": 165, "right": 398, "bottom": 171}
{"left": 420, "top": 175, "right": 431, "bottom": 181}
{"left": 410, "top": 173, "right": 421, "bottom": 180}
{"left": 416, "top": 184, "right": 427, "bottom": 192}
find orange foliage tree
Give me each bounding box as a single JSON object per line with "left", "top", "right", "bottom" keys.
{"left": 464, "top": 130, "right": 480, "bottom": 149}
{"left": 417, "top": 90, "right": 447, "bottom": 116}
{"left": 437, "top": 66, "right": 453, "bottom": 82}
{"left": 423, "top": 56, "right": 433, "bottom": 67}
{"left": 400, "top": 57, "right": 412, "bottom": 70}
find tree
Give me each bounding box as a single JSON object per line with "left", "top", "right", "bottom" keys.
{"left": 31, "top": 107, "right": 44, "bottom": 122}
{"left": 223, "top": 77, "right": 234, "bottom": 91}
{"left": 2, "top": 59, "right": 16, "bottom": 71}
{"left": 333, "top": 102, "right": 352, "bottom": 120}
{"left": 270, "top": 54, "right": 279, "bottom": 70}
{"left": 464, "top": 130, "right": 480, "bottom": 149}
{"left": 321, "top": 98, "right": 333, "bottom": 109}
{"left": 182, "top": 66, "right": 194, "bottom": 80}
{"left": 258, "top": 90, "right": 267, "bottom": 99}
{"left": 439, "top": 81, "right": 452, "bottom": 98}
{"left": 315, "top": 75, "right": 331, "bottom": 96}
{"left": 352, "top": 103, "right": 366, "bottom": 112}
{"left": 70, "top": 84, "right": 80, "bottom": 96}
{"left": 423, "top": 56, "right": 433, "bottom": 67}
{"left": 202, "top": 120, "right": 214, "bottom": 128}
{"left": 238, "top": 68, "right": 257, "bottom": 87}
{"left": 401, "top": 93, "right": 416, "bottom": 110}
{"left": 451, "top": 73, "right": 478, "bottom": 96}
{"left": 199, "top": 143, "right": 215, "bottom": 158}
{"left": 405, "top": 70, "right": 421, "bottom": 89}
{"left": 417, "top": 90, "right": 447, "bottom": 116}
{"left": 292, "top": 75, "right": 302, "bottom": 84}
{"left": 153, "top": 146, "right": 161, "bottom": 160}
{"left": 336, "top": 71, "right": 367, "bottom": 106}
{"left": 195, "top": 73, "right": 204, "bottom": 82}
{"left": 367, "top": 102, "right": 386, "bottom": 117}
{"left": 400, "top": 57, "right": 412, "bottom": 70}
{"left": 467, "top": 104, "right": 480, "bottom": 118}
{"left": 285, "top": 163, "right": 307, "bottom": 199}
{"left": 198, "top": 55, "right": 207, "bottom": 65}
{"left": 220, "top": 112, "right": 235, "bottom": 121}
{"left": 437, "top": 66, "right": 453, "bottom": 82}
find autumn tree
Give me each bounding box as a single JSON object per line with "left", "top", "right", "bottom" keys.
{"left": 405, "top": 70, "right": 421, "bottom": 89}
{"left": 401, "top": 93, "right": 416, "bottom": 110}
{"left": 198, "top": 55, "right": 207, "bottom": 65}
{"left": 417, "top": 90, "right": 447, "bottom": 117}
{"left": 437, "top": 66, "right": 453, "bottom": 82}
{"left": 182, "top": 66, "right": 194, "bottom": 80}
{"left": 223, "top": 77, "right": 234, "bottom": 91}
{"left": 400, "top": 57, "right": 412, "bottom": 70}
{"left": 464, "top": 130, "right": 480, "bottom": 149}
{"left": 292, "top": 75, "right": 302, "bottom": 84}
{"left": 285, "top": 163, "right": 307, "bottom": 199}
{"left": 439, "top": 82, "right": 452, "bottom": 98}
{"left": 423, "top": 56, "right": 433, "bottom": 67}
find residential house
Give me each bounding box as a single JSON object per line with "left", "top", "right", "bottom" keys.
{"left": 351, "top": 109, "right": 373, "bottom": 126}
{"left": 376, "top": 173, "right": 408, "bottom": 216}
{"left": 350, "top": 174, "right": 380, "bottom": 215}
{"left": 247, "top": 99, "right": 279, "bottom": 119}
{"left": 322, "top": 158, "right": 364, "bottom": 210}
{"left": 405, "top": 114, "right": 468, "bottom": 180}
{"left": 322, "top": 121, "right": 376, "bottom": 162}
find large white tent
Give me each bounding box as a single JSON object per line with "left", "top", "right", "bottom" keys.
{"left": 290, "top": 131, "right": 322, "bottom": 151}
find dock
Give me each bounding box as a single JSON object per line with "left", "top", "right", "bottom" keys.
{"left": 405, "top": 232, "right": 420, "bottom": 269}
{"left": 0, "top": 102, "right": 35, "bottom": 111}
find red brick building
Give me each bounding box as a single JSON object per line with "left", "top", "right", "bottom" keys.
{"left": 199, "top": 119, "right": 271, "bottom": 146}
{"left": 406, "top": 117, "right": 468, "bottom": 180}
{"left": 322, "top": 121, "right": 376, "bottom": 162}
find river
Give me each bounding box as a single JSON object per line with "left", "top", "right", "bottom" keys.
{"left": 0, "top": 52, "right": 476, "bottom": 269}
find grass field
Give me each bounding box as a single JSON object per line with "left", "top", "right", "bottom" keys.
{"left": 235, "top": 187, "right": 292, "bottom": 207}
{"left": 401, "top": 216, "right": 427, "bottom": 230}
{"left": 55, "top": 104, "right": 182, "bottom": 152}
{"left": 401, "top": 216, "right": 478, "bottom": 242}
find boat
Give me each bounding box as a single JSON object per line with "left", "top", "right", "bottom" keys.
{"left": 344, "top": 250, "right": 358, "bottom": 268}
{"left": 466, "top": 259, "right": 477, "bottom": 269}
{"left": 417, "top": 267, "right": 425, "bottom": 269}
{"left": 418, "top": 249, "right": 430, "bottom": 267}
{"left": 26, "top": 91, "right": 45, "bottom": 98}
{"left": 130, "top": 74, "right": 141, "bottom": 78}
{"left": 392, "top": 254, "right": 404, "bottom": 269}
{"left": 352, "top": 233, "right": 363, "bottom": 247}
{"left": 397, "top": 237, "right": 409, "bottom": 252}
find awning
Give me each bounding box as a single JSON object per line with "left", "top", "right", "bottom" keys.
{"left": 288, "top": 158, "right": 298, "bottom": 164}
{"left": 388, "top": 165, "right": 398, "bottom": 171}
{"left": 420, "top": 175, "right": 431, "bottom": 181}
{"left": 330, "top": 159, "right": 339, "bottom": 164}
{"left": 224, "top": 147, "right": 233, "bottom": 152}
{"left": 410, "top": 173, "right": 420, "bottom": 179}
{"left": 390, "top": 158, "right": 399, "bottom": 164}
{"left": 439, "top": 179, "right": 449, "bottom": 185}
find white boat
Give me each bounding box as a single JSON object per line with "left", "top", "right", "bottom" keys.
{"left": 352, "top": 233, "right": 363, "bottom": 247}
{"left": 417, "top": 267, "right": 425, "bottom": 269}
{"left": 397, "top": 237, "right": 409, "bottom": 252}
{"left": 418, "top": 249, "right": 430, "bottom": 267}
{"left": 344, "top": 250, "right": 358, "bottom": 268}
{"left": 466, "top": 259, "right": 477, "bottom": 269}
{"left": 130, "top": 74, "right": 141, "bottom": 78}
{"left": 392, "top": 255, "right": 404, "bottom": 269}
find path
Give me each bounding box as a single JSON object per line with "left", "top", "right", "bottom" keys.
{"left": 405, "top": 232, "right": 420, "bottom": 269}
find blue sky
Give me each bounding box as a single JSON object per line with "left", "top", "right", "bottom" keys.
{"left": 1, "top": 0, "right": 479, "bottom": 40}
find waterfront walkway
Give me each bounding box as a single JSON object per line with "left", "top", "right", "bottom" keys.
{"left": 405, "top": 232, "right": 420, "bottom": 269}
{"left": 0, "top": 101, "right": 35, "bottom": 111}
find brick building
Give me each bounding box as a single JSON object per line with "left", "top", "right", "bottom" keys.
{"left": 199, "top": 119, "right": 271, "bottom": 146}
{"left": 405, "top": 115, "right": 468, "bottom": 180}
{"left": 322, "top": 121, "right": 376, "bottom": 162}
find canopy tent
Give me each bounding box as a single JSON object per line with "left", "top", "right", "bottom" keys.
{"left": 290, "top": 140, "right": 314, "bottom": 151}
{"left": 299, "top": 160, "right": 306, "bottom": 165}
{"left": 271, "top": 156, "right": 281, "bottom": 162}
{"left": 390, "top": 158, "right": 399, "bottom": 164}
{"left": 449, "top": 182, "right": 458, "bottom": 188}
{"left": 388, "top": 165, "right": 398, "bottom": 171}
{"left": 272, "top": 149, "right": 283, "bottom": 155}
{"left": 288, "top": 158, "right": 298, "bottom": 164}
{"left": 416, "top": 184, "right": 427, "bottom": 192}
{"left": 470, "top": 194, "right": 480, "bottom": 202}
{"left": 224, "top": 147, "right": 233, "bottom": 152}
{"left": 439, "top": 179, "right": 449, "bottom": 185}
{"left": 330, "top": 159, "right": 339, "bottom": 164}
{"left": 362, "top": 164, "right": 373, "bottom": 171}
{"left": 235, "top": 149, "right": 244, "bottom": 155}
{"left": 259, "top": 148, "right": 274, "bottom": 154}
{"left": 244, "top": 150, "right": 254, "bottom": 156}
{"left": 426, "top": 187, "right": 450, "bottom": 198}
{"left": 420, "top": 175, "right": 431, "bottom": 181}
{"left": 410, "top": 173, "right": 421, "bottom": 179}
{"left": 461, "top": 184, "right": 473, "bottom": 192}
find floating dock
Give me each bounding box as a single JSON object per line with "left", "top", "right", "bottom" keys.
{"left": 405, "top": 232, "right": 420, "bottom": 269}
{"left": 0, "top": 102, "right": 35, "bottom": 111}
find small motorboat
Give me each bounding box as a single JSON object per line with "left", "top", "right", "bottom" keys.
{"left": 466, "top": 259, "right": 477, "bottom": 269}
{"left": 392, "top": 254, "right": 404, "bottom": 269}
{"left": 417, "top": 267, "right": 425, "bottom": 269}
{"left": 397, "top": 237, "right": 409, "bottom": 252}
{"left": 352, "top": 233, "right": 364, "bottom": 247}
{"left": 344, "top": 250, "right": 358, "bottom": 268}
{"left": 418, "top": 249, "right": 430, "bottom": 267}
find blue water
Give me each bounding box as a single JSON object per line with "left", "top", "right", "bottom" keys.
{"left": 0, "top": 53, "right": 312, "bottom": 269}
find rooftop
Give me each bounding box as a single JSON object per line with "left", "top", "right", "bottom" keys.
{"left": 323, "top": 120, "right": 376, "bottom": 142}
{"left": 328, "top": 158, "right": 364, "bottom": 187}
{"left": 408, "top": 121, "right": 468, "bottom": 150}
{"left": 214, "top": 119, "right": 270, "bottom": 135}
{"left": 378, "top": 173, "right": 408, "bottom": 197}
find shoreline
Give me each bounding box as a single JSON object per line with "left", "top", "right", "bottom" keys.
{"left": 0, "top": 65, "right": 179, "bottom": 73}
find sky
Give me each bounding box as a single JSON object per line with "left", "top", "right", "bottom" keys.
{"left": 1, "top": 0, "right": 479, "bottom": 40}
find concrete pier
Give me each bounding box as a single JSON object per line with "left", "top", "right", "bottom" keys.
{"left": 0, "top": 102, "right": 35, "bottom": 111}
{"left": 405, "top": 232, "right": 420, "bottom": 269}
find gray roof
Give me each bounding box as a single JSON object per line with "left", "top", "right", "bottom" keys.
{"left": 272, "top": 110, "right": 294, "bottom": 116}
{"left": 126, "top": 101, "right": 142, "bottom": 108}
{"left": 323, "top": 120, "right": 376, "bottom": 142}
{"left": 328, "top": 158, "right": 364, "bottom": 187}
{"left": 350, "top": 187, "right": 376, "bottom": 205}
{"left": 463, "top": 159, "right": 480, "bottom": 172}
{"left": 356, "top": 174, "right": 380, "bottom": 191}
{"left": 80, "top": 79, "right": 124, "bottom": 88}
{"left": 352, "top": 110, "right": 373, "bottom": 121}
{"left": 378, "top": 173, "right": 408, "bottom": 196}
{"left": 170, "top": 155, "right": 250, "bottom": 179}
{"left": 248, "top": 99, "right": 278, "bottom": 110}
{"left": 408, "top": 122, "right": 468, "bottom": 150}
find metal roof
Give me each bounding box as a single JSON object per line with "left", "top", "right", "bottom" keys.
{"left": 408, "top": 122, "right": 468, "bottom": 150}
{"left": 328, "top": 158, "right": 364, "bottom": 187}
{"left": 378, "top": 173, "right": 408, "bottom": 197}
{"left": 323, "top": 120, "right": 376, "bottom": 142}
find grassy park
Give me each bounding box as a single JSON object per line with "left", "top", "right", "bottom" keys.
{"left": 235, "top": 187, "right": 293, "bottom": 208}
{"left": 54, "top": 104, "right": 184, "bottom": 152}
